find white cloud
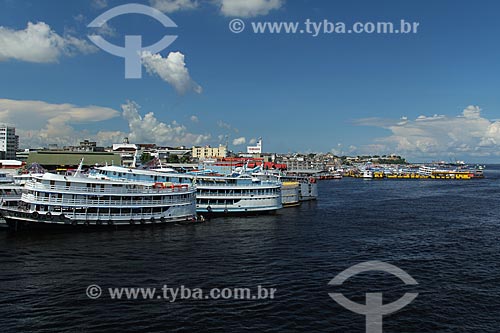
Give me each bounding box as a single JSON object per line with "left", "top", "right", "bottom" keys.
{"left": 232, "top": 137, "right": 246, "bottom": 146}
{"left": 93, "top": 22, "right": 116, "bottom": 37}
{"left": 219, "top": 0, "right": 283, "bottom": 17}
{"left": 94, "top": 130, "right": 126, "bottom": 146}
{"left": 0, "top": 98, "right": 120, "bottom": 147}
{"left": 150, "top": 0, "right": 282, "bottom": 16}
{"left": 216, "top": 120, "right": 239, "bottom": 133}
{"left": 480, "top": 121, "right": 500, "bottom": 147}
{"left": 249, "top": 138, "right": 257, "bottom": 145}
{"left": 354, "top": 105, "right": 500, "bottom": 159}
{"left": 217, "top": 120, "right": 231, "bottom": 130}
{"left": 462, "top": 105, "right": 481, "bottom": 119}
{"left": 190, "top": 115, "right": 199, "bottom": 122}
{"left": 0, "top": 22, "right": 96, "bottom": 63}
{"left": 74, "top": 14, "right": 86, "bottom": 23}
{"left": 330, "top": 143, "right": 343, "bottom": 156}
{"left": 141, "top": 51, "right": 202, "bottom": 94}
{"left": 0, "top": 99, "right": 210, "bottom": 148}
{"left": 91, "top": 0, "right": 108, "bottom": 9}
{"left": 330, "top": 143, "right": 357, "bottom": 156}
{"left": 120, "top": 101, "right": 210, "bottom": 146}
{"left": 150, "top": 0, "right": 198, "bottom": 13}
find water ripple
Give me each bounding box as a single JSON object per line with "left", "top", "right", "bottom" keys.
{"left": 1, "top": 166, "right": 500, "bottom": 332}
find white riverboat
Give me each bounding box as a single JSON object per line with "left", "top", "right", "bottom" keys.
{"left": 193, "top": 174, "right": 282, "bottom": 215}
{"left": 0, "top": 184, "right": 23, "bottom": 206}
{"left": 89, "top": 166, "right": 283, "bottom": 216}
{"left": 250, "top": 171, "right": 303, "bottom": 206}
{"left": 363, "top": 169, "right": 374, "bottom": 179}
{"left": 250, "top": 168, "right": 319, "bottom": 204}
{"left": 13, "top": 173, "right": 44, "bottom": 185}
{"left": 0, "top": 172, "right": 196, "bottom": 230}
{"left": 0, "top": 171, "right": 15, "bottom": 184}
{"left": 0, "top": 184, "right": 24, "bottom": 228}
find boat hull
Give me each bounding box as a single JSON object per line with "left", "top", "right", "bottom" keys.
{"left": 1, "top": 214, "right": 199, "bottom": 231}
{"left": 195, "top": 207, "right": 279, "bottom": 218}
{"left": 298, "top": 182, "right": 318, "bottom": 201}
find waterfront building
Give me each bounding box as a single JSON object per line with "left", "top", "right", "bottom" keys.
{"left": 26, "top": 151, "right": 121, "bottom": 171}
{"left": 247, "top": 138, "right": 262, "bottom": 154}
{"left": 0, "top": 125, "right": 17, "bottom": 160}
{"left": 192, "top": 145, "right": 227, "bottom": 159}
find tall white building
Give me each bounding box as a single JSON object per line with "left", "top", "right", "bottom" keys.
{"left": 247, "top": 138, "right": 262, "bottom": 154}
{"left": 0, "top": 126, "right": 17, "bottom": 160}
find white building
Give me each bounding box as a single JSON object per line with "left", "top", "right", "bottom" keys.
{"left": 112, "top": 138, "right": 140, "bottom": 167}
{"left": 0, "top": 126, "right": 17, "bottom": 160}
{"left": 192, "top": 145, "right": 227, "bottom": 159}
{"left": 247, "top": 138, "right": 262, "bottom": 154}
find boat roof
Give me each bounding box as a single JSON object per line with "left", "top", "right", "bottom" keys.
{"left": 96, "top": 165, "right": 181, "bottom": 177}
{"left": 33, "top": 172, "right": 154, "bottom": 187}
{"left": 95, "top": 165, "right": 271, "bottom": 182}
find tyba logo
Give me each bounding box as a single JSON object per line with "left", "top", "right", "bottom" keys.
{"left": 328, "top": 261, "right": 418, "bottom": 333}
{"left": 88, "top": 4, "right": 177, "bottom": 78}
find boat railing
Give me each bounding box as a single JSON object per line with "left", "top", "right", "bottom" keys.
{"left": 68, "top": 212, "right": 190, "bottom": 220}
{"left": 21, "top": 193, "right": 191, "bottom": 206}
{"left": 196, "top": 192, "right": 279, "bottom": 197}
{"left": 25, "top": 181, "right": 193, "bottom": 195}
{"left": 196, "top": 182, "right": 280, "bottom": 188}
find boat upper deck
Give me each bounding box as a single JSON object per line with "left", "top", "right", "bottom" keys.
{"left": 91, "top": 166, "right": 281, "bottom": 188}
{"left": 27, "top": 173, "right": 194, "bottom": 195}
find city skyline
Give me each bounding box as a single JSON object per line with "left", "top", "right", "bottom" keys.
{"left": 1, "top": 0, "right": 500, "bottom": 162}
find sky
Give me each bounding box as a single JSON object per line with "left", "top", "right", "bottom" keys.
{"left": 1, "top": 0, "right": 500, "bottom": 162}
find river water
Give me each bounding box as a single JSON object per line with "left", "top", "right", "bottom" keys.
{"left": 1, "top": 166, "right": 499, "bottom": 332}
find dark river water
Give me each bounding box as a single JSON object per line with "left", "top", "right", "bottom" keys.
{"left": 1, "top": 166, "right": 500, "bottom": 332}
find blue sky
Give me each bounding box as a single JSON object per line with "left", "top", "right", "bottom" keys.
{"left": 1, "top": 0, "right": 500, "bottom": 162}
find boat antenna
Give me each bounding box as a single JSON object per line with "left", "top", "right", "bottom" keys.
{"left": 243, "top": 160, "right": 249, "bottom": 174}
{"left": 74, "top": 157, "right": 84, "bottom": 178}
{"left": 132, "top": 148, "right": 137, "bottom": 168}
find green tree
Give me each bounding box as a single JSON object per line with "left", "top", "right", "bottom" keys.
{"left": 168, "top": 154, "right": 180, "bottom": 163}
{"left": 180, "top": 155, "right": 191, "bottom": 163}
{"left": 141, "top": 152, "right": 153, "bottom": 164}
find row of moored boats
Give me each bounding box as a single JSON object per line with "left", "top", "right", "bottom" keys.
{"left": 0, "top": 163, "right": 318, "bottom": 230}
